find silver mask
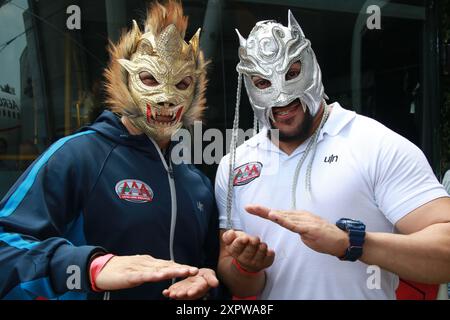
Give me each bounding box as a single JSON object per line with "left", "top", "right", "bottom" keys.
{"left": 236, "top": 10, "right": 327, "bottom": 128}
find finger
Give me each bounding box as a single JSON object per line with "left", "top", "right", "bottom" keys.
{"left": 186, "top": 289, "right": 203, "bottom": 300}
{"left": 140, "top": 256, "right": 198, "bottom": 274}
{"left": 201, "top": 270, "right": 219, "bottom": 288}
{"left": 187, "top": 278, "right": 210, "bottom": 299}
{"left": 126, "top": 271, "right": 161, "bottom": 286}
{"left": 267, "top": 211, "right": 306, "bottom": 225}
{"left": 159, "top": 265, "right": 196, "bottom": 276}
{"left": 252, "top": 242, "right": 268, "bottom": 264}
{"left": 180, "top": 265, "right": 199, "bottom": 276}
{"left": 163, "top": 282, "right": 185, "bottom": 299}
{"left": 164, "top": 281, "right": 185, "bottom": 298}
{"left": 268, "top": 212, "right": 312, "bottom": 234}
{"left": 141, "top": 267, "right": 192, "bottom": 282}
{"left": 164, "top": 281, "right": 182, "bottom": 293}
{"left": 245, "top": 205, "right": 271, "bottom": 219}
{"left": 165, "top": 262, "right": 199, "bottom": 276}
{"left": 156, "top": 262, "right": 199, "bottom": 276}
{"left": 172, "top": 279, "right": 207, "bottom": 300}
{"left": 172, "top": 288, "right": 189, "bottom": 300}
{"left": 239, "top": 236, "right": 260, "bottom": 261}
{"left": 140, "top": 271, "right": 174, "bottom": 283}
{"left": 263, "top": 249, "right": 276, "bottom": 266}
{"left": 273, "top": 214, "right": 315, "bottom": 229}
{"left": 271, "top": 210, "right": 317, "bottom": 225}
{"left": 267, "top": 211, "right": 296, "bottom": 229}
{"left": 248, "top": 235, "right": 260, "bottom": 246}
{"left": 227, "top": 235, "right": 249, "bottom": 256}
{"left": 222, "top": 229, "right": 238, "bottom": 245}
{"left": 187, "top": 278, "right": 209, "bottom": 297}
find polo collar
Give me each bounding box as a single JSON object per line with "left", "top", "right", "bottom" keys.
{"left": 244, "top": 102, "right": 356, "bottom": 153}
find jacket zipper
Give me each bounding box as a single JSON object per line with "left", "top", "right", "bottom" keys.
{"left": 103, "top": 138, "right": 178, "bottom": 300}
{"left": 149, "top": 138, "right": 178, "bottom": 284}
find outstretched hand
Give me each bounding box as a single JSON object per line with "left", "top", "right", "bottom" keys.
{"left": 222, "top": 229, "right": 275, "bottom": 273}
{"left": 162, "top": 268, "right": 219, "bottom": 300}
{"left": 245, "top": 204, "right": 349, "bottom": 258}
{"left": 95, "top": 255, "right": 199, "bottom": 291}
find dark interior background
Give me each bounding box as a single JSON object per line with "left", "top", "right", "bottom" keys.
{"left": 0, "top": 0, "right": 444, "bottom": 197}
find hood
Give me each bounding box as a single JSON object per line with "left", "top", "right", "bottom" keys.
{"left": 82, "top": 110, "right": 162, "bottom": 158}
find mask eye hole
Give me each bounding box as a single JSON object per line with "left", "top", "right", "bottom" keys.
{"left": 251, "top": 76, "right": 272, "bottom": 90}
{"left": 285, "top": 61, "right": 301, "bottom": 81}
{"left": 176, "top": 76, "right": 193, "bottom": 90}
{"left": 139, "top": 71, "right": 159, "bottom": 86}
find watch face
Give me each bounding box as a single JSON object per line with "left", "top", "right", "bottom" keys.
{"left": 348, "top": 220, "right": 366, "bottom": 231}
{"left": 336, "top": 219, "right": 349, "bottom": 231}
{"left": 337, "top": 218, "right": 366, "bottom": 231}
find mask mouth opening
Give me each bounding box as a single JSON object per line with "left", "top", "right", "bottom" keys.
{"left": 145, "top": 103, "right": 184, "bottom": 127}
{"left": 272, "top": 98, "right": 301, "bottom": 111}
{"left": 268, "top": 98, "right": 305, "bottom": 122}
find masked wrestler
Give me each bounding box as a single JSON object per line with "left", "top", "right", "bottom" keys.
{"left": 0, "top": 0, "right": 219, "bottom": 300}
{"left": 215, "top": 11, "right": 450, "bottom": 299}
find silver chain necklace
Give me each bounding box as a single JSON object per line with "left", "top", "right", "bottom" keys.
{"left": 291, "top": 104, "right": 330, "bottom": 209}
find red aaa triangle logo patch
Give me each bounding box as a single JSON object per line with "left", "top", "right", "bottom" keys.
{"left": 233, "top": 162, "right": 263, "bottom": 186}
{"left": 115, "top": 179, "right": 153, "bottom": 203}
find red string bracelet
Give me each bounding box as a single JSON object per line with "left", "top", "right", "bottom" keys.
{"left": 89, "top": 254, "right": 115, "bottom": 292}
{"left": 231, "top": 258, "right": 261, "bottom": 276}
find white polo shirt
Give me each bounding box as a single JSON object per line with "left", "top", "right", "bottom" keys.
{"left": 215, "top": 102, "right": 449, "bottom": 300}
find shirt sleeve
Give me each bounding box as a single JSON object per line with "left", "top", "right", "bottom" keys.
{"left": 0, "top": 134, "right": 105, "bottom": 299}
{"left": 442, "top": 170, "right": 450, "bottom": 194}
{"left": 215, "top": 155, "right": 244, "bottom": 230}
{"left": 371, "top": 132, "right": 449, "bottom": 225}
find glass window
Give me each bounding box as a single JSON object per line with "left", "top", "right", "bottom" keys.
{"left": 0, "top": 0, "right": 443, "bottom": 197}
{"left": 0, "top": 0, "right": 33, "bottom": 194}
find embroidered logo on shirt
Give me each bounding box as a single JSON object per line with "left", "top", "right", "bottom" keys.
{"left": 115, "top": 179, "right": 154, "bottom": 203}
{"left": 324, "top": 154, "right": 339, "bottom": 164}
{"left": 233, "top": 162, "right": 263, "bottom": 186}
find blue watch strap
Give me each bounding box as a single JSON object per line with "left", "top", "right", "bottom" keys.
{"left": 336, "top": 219, "right": 366, "bottom": 262}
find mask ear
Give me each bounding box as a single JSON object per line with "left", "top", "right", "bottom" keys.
{"left": 189, "top": 28, "right": 201, "bottom": 58}
{"left": 235, "top": 29, "right": 247, "bottom": 48}
{"left": 288, "top": 9, "right": 305, "bottom": 38}
{"left": 118, "top": 59, "right": 137, "bottom": 74}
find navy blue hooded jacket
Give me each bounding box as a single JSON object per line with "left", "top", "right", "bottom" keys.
{"left": 0, "top": 110, "right": 219, "bottom": 299}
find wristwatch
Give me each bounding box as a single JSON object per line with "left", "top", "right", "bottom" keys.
{"left": 336, "top": 218, "right": 366, "bottom": 261}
